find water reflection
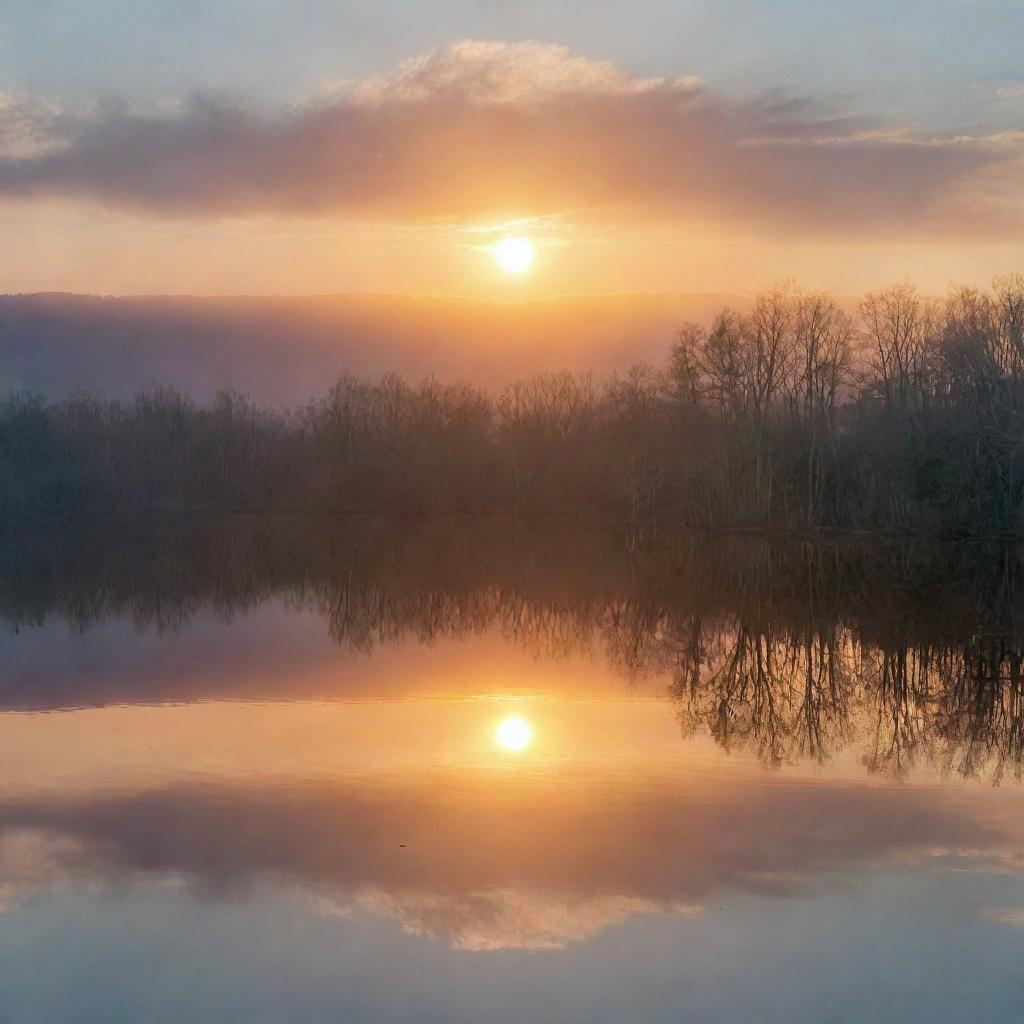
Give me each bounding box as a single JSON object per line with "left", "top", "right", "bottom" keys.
{"left": 495, "top": 715, "right": 533, "bottom": 752}
{"left": 0, "top": 695, "right": 1017, "bottom": 950}
{"left": 5, "top": 514, "right": 1024, "bottom": 780}
{"left": 0, "top": 768, "right": 1006, "bottom": 949}
{"left": 4, "top": 517, "right": 1024, "bottom": 1021}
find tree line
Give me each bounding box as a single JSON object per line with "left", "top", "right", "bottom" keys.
{"left": 4, "top": 274, "right": 1024, "bottom": 532}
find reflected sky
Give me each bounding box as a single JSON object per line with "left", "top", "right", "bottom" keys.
{"left": 5, "top": 525, "right": 1024, "bottom": 1020}
{"left": 4, "top": 682, "right": 1024, "bottom": 1021}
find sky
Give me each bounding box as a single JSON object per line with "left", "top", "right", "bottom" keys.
{"left": 1, "top": 0, "right": 1023, "bottom": 297}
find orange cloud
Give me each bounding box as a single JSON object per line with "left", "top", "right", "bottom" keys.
{"left": 0, "top": 41, "right": 1021, "bottom": 240}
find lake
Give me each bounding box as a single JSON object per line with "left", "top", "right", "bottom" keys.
{"left": 2, "top": 515, "right": 1024, "bottom": 1022}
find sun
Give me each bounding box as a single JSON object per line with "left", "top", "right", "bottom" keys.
{"left": 494, "top": 236, "right": 535, "bottom": 274}
{"left": 495, "top": 715, "right": 533, "bottom": 752}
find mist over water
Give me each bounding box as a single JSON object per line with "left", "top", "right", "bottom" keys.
{"left": 0, "top": 292, "right": 729, "bottom": 402}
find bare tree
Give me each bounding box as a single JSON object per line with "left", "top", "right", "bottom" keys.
{"left": 858, "top": 284, "right": 937, "bottom": 409}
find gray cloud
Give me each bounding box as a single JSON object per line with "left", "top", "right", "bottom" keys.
{"left": 0, "top": 772, "right": 1003, "bottom": 949}
{"left": 0, "top": 41, "right": 1020, "bottom": 238}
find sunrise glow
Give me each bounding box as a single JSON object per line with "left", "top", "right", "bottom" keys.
{"left": 494, "top": 237, "right": 535, "bottom": 275}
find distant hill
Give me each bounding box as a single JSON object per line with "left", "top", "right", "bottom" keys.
{"left": 0, "top": 291, "right": 746, "bottom": 404}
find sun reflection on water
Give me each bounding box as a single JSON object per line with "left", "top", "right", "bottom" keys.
{"left": 495, "top": 715, "right": 533, "bottom": 752}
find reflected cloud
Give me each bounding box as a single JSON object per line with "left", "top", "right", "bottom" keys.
{"left": 0, "top": 828, "right": 105, "bottom": 912}
{"left": 980, "top": 907, "right": 1024, "bottom": 928}
{"left": 319, "top": 889, "right": 701, "bottom": 951}
{"left": 0, "top": 771, "right": 1013, "bottom": 948}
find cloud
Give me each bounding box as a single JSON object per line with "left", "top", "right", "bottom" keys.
{"left": 319, "top": 888, "right": 701, "bottom": 951}
{"left": 350, "top": 40, "right": 701, "bottom": 105}
{"left": 973, "top": 81, "right": 1024, "bottom": 102}
{"left": 0, "top": 92, "right": 66, "bottom": 159}
{"left": 980, "top": 907, "right": 1024, "bottom": 927}
{"left": 0, "top": 771, "right": 1009, "bottom": 947}
{"left": 0, "top": 40, "right": 1021, "bottom": 238}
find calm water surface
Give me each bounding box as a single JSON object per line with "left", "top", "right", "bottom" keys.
{"left": 3, "top": 517, "right": 1024, "bottom": 1022}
